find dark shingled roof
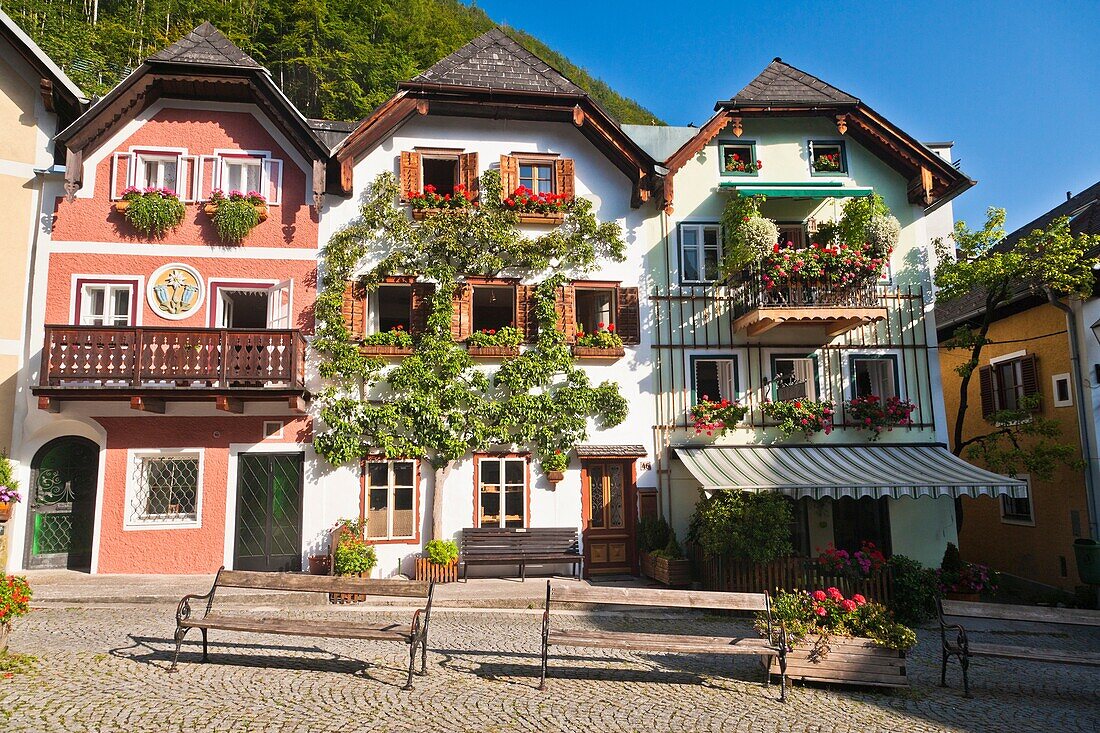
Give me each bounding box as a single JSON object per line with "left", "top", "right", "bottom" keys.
{"left": 149, "top": 21, "right": 262, "bottom": 69}
{"left": 727, "top": 58, "right": 859, "bottom": 106}
{"left": 411, "top": 28, "right": 584, "bottom": 96}
{"left": 308, "top": 118, "right": 357, "bottom": 149}
{"left": 934, "top": 179, "right": 1100, "bottom": 331}
{"left": 574, "top": 445, "right": 648, "bottom": 458}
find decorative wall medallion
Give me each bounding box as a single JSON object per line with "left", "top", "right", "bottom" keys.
{"left": 148, "top": 263, "right": 204, "bottom": 320}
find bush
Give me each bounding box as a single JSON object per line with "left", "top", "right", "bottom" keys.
{"left": 209, "top": 189, "right": 264, "bottom": 244}
{"left": 465, "top": 326, "right": 522, "bottom": 348}
{"left": 424, "top": 539, "right": 458, "bottom": 566}
{"left": 887, "top": 555, "right": 939, "bottom": 625}
{"left": 333, "top": 522, "right": 377, "bottom": 576}
{"left": 0, "top": 575, "right": 32, "bottom": 626}
{"left": 759, "top": 587, "right": 916, "bottom": 652}
{"left": 121, "top": 186, "right": 185, "bottom": 237}
{"left": 636, "top": 516, "right": 671, "bottom": 554}
{"left": 361, "top": 326, "right": 413, "bottom": 348}
{"left": 0, "top": 453, "right": 20, "bottom": 504}
{"left": 687, "top": 490, "right": 791, "bottom": 562}
{"left": 651, "top": 529, "right": 684, "bottom": 560}
{"left": 541, "top": 450, "right": 569, "bottom": 473}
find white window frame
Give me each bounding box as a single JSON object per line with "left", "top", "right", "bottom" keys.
{"left": 1000, "top": 474, "right": 1035, "bottom": 526}
{"left": 1052, "top": 373, "right": 1073, "bottom": 408}
{"left": 368, "top": 284, "right": 414, "bottom": 334}
{"left": 123, "top": 448, "right": 204, "bottom": 530}
{"left": 692, "top": 356, "right": 738, "bottom": 404}
{"left": 212, "top": 149, "right": 283, "bottom": 205}
{"left": 477, "top": 456, "right": 528, "bottom": 528}
{"left": 679, "top": 223, "right": 723, "bottom": 283}
{"left": 263, "top": 421, "right": 285, "bottom": 439}
{"left": 850, "top": 355, "right": 899, "bottom": 400}
{"left": 364, "top": 459, "right": 418, "bottom": 540}
{"left": 769, "top": 353, "right": 820, "bottom": 402}
{"left": 78, "top": 282, "right": 135, "bottom": 327}
{"left": 136, "top": 153, "right": 180, "bottom": 191}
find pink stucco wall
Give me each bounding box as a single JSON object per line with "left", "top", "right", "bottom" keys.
{"left": 52, "top": 107, "right": 318, "bottom": 249}
{"left": 94, "top": 415, "right": 312, "bottom": 574}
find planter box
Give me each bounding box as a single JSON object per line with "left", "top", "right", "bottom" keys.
{"left": 360, "top": 344, "right": 414, "bottom": 357}
{"left": 202, "top": 202, "right": 268, "bottom": 222}
{"left": 572, "top": 345, "right": 625, "bottom": 360}
{"left": 546, "top": 470, "right": 565, "bottom": 485}
{"left": 414, "top": 557, "right": 459, "bottom": 583}
{"left": 329, "top": 570, "right": 371, "bottom": 605}
{"left": 410, "top": 207, "right": 474, "bottom": 220}
{"left": 466, "top": 345, "right": 520, "bottom": 357}
{"left": 769, "top": 635, "right": 908, "bottom": 688}
{"left": 113, "top": 200, "right": 131, "bottom": 214}
{"left": 640, "top": 551, "right": 692, "bottom": 587}
{"left": 0, "top": 502, "right": 13, "bottom": 522}
{"left": 514, "top": 212, "right": 565, "bottom": 225}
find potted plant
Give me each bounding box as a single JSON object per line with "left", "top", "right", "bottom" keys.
{"left": 115, "top": 186, "right": 186, "bottom": 237}
{"left": 845, "top": 395, "right": 917, "bottom": 439}
{"left": 724, "top": 153, "right": 762, "bottom": 174}
{"left": 690, "top": 396, "right": 749, "bottom": 437}
{"left": 360, "top": 325, "right": 414, "bottom": 355}
{"left": 502, "top": 185, "right": 573, "bottom": 224}
{"left": 0, "top": 454, "right": 20, "bottom": 522}
{"left": 0, "top": 575, "right": 31, "bottom": 653}
{"left": 407, "top": 183, "right": 477, "bottom": 218}
{"left": 937, "top": 542, "right": 997, "bottom": 601}
{"left": 542, "top": 450, "right": 569, "bottom": 485}
{"left": 415, "top": 538, "right": 460, "bottom": 583}
{"left": 637, "top": 517, "right": 691, "bottom": 586}
{"left": 814, "top": 541, "right": 887, "bottom": 579}
{"left": 761, "top": 398, "right": 835, "bottom": 438}
{"left": 465, "top": 325, "right": 522, "bottom": 356}
{"left": 760, "top": 587, "right": 916, "bottom": 687}
{"left": 812, "top": 152, "right": 842, "bottom": 173}
{"left": 307, "top": 553, "right": 331, "bottom": 575}
{"left": 573, "top": 323, "right": 624, "bottom": 359}
{"left": 203, "top": 189, "right": 268, "bottom": 244}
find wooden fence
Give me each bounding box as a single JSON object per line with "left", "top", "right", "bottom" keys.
{"left": 691, "top": 547, "right": 894, "bottom": 605}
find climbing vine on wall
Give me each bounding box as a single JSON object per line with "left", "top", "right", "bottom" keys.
{"left": 312, "top": 170, "right": 629, "bottom": 472}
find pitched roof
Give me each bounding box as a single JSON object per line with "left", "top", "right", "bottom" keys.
{"left": 410, "top": 28, "right": 584, "bottom": 96}
{"left": 725, "top": 58, "right": 859, "bottom": 107}
{"left": 148, "top": 21, "right": 262, "bottom": 69}
{"left": 934, "top": 180, "right": 1100, "bottom": 331}
{"left": 0, "top": 9, "right": 84, "bottom": 103}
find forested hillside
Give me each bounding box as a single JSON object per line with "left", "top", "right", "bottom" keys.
{"left": 0, "top": 0, "right": 662, "bottom": 124}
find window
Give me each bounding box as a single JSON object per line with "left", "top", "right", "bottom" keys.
{"left": 222, "top": 157, "right": 262, "bottom": 193}
{"left": 422, "top": 157, "right": 458, "bottom": 196}
{"left": 1001, "top": 476, "right": 1034, "bottom": 524}
{"left": 478, "top": 456, "right": 526, "bottom": 528}
{"left": 810, "top": 141, "right": 847, "bottom": 175}
{"left": 718, "top": 141, "right": 759, "bottom": 176}
{"left": 772, "top": 356, "right": 818, "bottom": 401}
{"left": 692, "top": 356, "right": 737, "bottom": 403}
{"left": 851, "top": 356, "right": 899, "bottom": 399}
{"left": 776, "top": 223, "right": 806, "bottom": 249}
{"left": 371, "top": 285, "right": 412, "bottom": 333}
{"left": 586, "top": 462, "right": 625, "bottom": 530}
{"left": 220, "top": 290, "right": 268, "bottom": 329}
{"left": 80, "top": 283, "right": 133, "bottom": 326}
{"left": 992, "top": 357, "right": 1029, "bottom": 410}
{"left": 1052, "top": 373, "right": 1073, "bottom": 407}
{"left": 472, "top": 286, "right": 516, "bottom": 333}
{"left": 680, "top": 224, "right": 722, "bottom": 282}
{"left": 366, "top": 460, "right": 416, "bottom": 540}
{"left": 128, "top": 453, "right": 200, "bottom": 526}
{"left": 137, "top": 154, "right": 178, "bottom": 191}
{"left": 574, "top": 288, "right": 616, "bottom": 334}
{"left": 263, "top": 421, "right": 284, "bottom": 439}
{"left": 519, "top": 162, "right": 553, "bottom": 194}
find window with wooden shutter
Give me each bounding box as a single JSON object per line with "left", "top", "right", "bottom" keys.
{"left": 342, "top": 281, "right": 367, "bottom": 339}
{"left": 458, "top": 152, "right": 479, "bottom": 199}
{"left": 554, "top": 158, "right": 575, "bottom": 199}
{"left": 1019, "top": 353, "right": 1039, "bottom": 402}
{"left": 554, "top": 285, "right": 577, "bottom": 342}
{"left": 978, "top": 365, "right": 995, "bottom": 417}
{"left": 499, "top": 155, "right": 519, "bottom": 199}
{"left": 986, "top": 353, "right": 1041, "bottom": 415}
{"left": 616, "top": 287, "right": 641, "bottom": 344}
{"left": 513, "top": 285, "right": 539, "bottom": 342}
{"left": 451, "top": 284, "right": 472, "bottom": 341}
{"left": 410, "top": 282, "right": 435, "bottom": 336}
{"left": 400, "top": 151, "right": 422, "bottom": 200}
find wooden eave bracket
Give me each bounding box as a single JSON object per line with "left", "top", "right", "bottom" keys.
{"left": 130, "top": 396, "right": 165, "bottom": 414}
{"left": 39, "top": 78, "right": 56, "bottom": 113}
{"left": 37, "top": 396, "right": 59, "bottom": 413}
{"left": 215, "top": 396, "right": 244, "bottom": 414}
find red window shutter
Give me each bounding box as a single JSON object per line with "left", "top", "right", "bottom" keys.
{"left": 410, "top": 282, "right": 435, "bottom": 336}
{"left": 499, "top": 155, "right": 518, "bottom": 199}
{"left": 451, "top": 284, "right": 472, "bottom": 341}
{"left": 458, "top": 152, "right": 479, "bottom": 199}
{"left": 978, "top": 365, "right": 995, "bottom": 417}
{"left": 555, "top": 158, "right": 575, "bottom": 199}
{"left": 399, "top": 151, "right": 421, "bottom": 200}
{"left": 616, "top": 287, "right": 641, "bottom": 344}
{"left": 341, "top": 281, "right": 366, "bottom": 339}
{"left": 1019, "top": 353, "right": 1040, "bottom": 410}
{"left": 514, "top": 285, "right": 538, "bottom": 342}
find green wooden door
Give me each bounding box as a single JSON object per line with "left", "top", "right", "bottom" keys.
{"left": 234, "top": 453, "right": 304, "bottom": 572}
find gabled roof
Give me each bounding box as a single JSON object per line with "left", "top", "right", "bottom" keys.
{"left": 935, "top": 180, "right": 1100, "bottom": 332}
{"left": 726, "top": 58, "right": 858, "bottom": 107}
{"left": 0, "top": 9, "right": 85, "bottom": 110}
{"left": 412, "top": 28, "right": 584, "bottom": 96}
{"left": 147, "top": 21, "right": 261, "bottom": 68}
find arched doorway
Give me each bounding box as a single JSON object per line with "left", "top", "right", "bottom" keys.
{"left": 24, "top": 437, "right": 100, "bottom": 570}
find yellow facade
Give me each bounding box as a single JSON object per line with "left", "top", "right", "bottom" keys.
{"left": 939, "top": 303, "right": 1088, "bottom": 590}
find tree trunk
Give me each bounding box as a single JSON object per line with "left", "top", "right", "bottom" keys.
{"left": 431, "top": 464, "right": 450, "bottom": 541}
{"left": 951, "top": 289, "right": 1003, "bottom": 455}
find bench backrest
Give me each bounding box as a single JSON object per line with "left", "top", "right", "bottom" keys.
{"left": 214, "top": 569, "right": 431, "bottom": 598}
{"left": 462, "top": 527, "right": 579, "bottom": 554}
{"left": 548, "top": 580, "right": 769, "bottom": 612}
{"left": 940, "top": 599, "right": 1100, "bottom": 627}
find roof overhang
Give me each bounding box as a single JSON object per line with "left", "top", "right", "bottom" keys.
{"left": 0, "top": 9, "right": 85, "bottom": 121}
{"left": 674, "top": 444, "right": 1026, "bottom": 500}
{"left": 719, "top": 181, "right": 874, "bottom": 198}
{"left": 335, "top": 85, "right": 657, "bottom": 207}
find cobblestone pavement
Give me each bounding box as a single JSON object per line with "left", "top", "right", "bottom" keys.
{"left": 1, "top": 605, "right": 1097, "bottom": 732}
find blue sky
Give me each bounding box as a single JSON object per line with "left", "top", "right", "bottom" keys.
{"left": 478, "top": 0, "right": 1098, "bottom": 232}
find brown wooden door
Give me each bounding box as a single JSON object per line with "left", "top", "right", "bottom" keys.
{"left": 582, "top": 461, "right": 636, "bottom": 576}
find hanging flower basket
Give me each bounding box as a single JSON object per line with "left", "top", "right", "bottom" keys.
{"left": 114, "top": 187, "right": 186, "bottom": 237}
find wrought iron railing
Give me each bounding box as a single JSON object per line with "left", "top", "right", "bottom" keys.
{"left": 38, "top": 325, "right": 307, "bottom": 391}
{"left": 729, "top": 266, "right": 886, "bottom": 318}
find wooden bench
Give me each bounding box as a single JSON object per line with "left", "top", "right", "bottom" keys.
{"left": 938, "top": 598, "right": 1100, "bottom": 697}
{"left": 461, "top": 527, "right": 581, "bottom": 581}
{"left": 171, "top": 568, "right": 435, "bottom": 689}
{"left": 539, "top": 580, "right": 788, "bottom": 700}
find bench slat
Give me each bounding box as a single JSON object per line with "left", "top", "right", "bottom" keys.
{"left": 966, "top": 642, "right": 1100, "bottom": 666}
{"left": 181, "top": 613, "right": 413, "bottom": 642}
{"left": 214, "top": 571, "right": 430, "bottom": 597}
{"left": 549, "top": 581, "right": 768, "bottom": 611}
{"left": 548, "top": 629, "right": 775, "bottom": 655}
{"left": 941, "top": 600, "right": 1100, "bottom": 626}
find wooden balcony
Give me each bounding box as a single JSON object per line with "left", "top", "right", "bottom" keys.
{"left": 730, "top": 273, "right": 887, "bottom": 336}
{"left": 34, "top": 326, "right": 308, "bottom": 414}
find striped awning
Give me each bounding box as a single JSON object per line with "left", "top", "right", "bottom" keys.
{"left": 673, "top": 444, "right": 1027, "bottom": 499}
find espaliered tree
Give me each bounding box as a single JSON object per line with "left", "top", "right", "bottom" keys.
{"left": 934, "top": 208, "right": 1099, "bottom": 477}
{"left": 313, "top": 170, "right": 628, "bottom": 538}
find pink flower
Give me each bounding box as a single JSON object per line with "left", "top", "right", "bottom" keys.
{"left": 841, "top": 599, "right": 857, "bottom": 613}
{"left": 852, "top": 594, "right": 866, "bottom": 605}
{"left": 811, "top": 590, "right": 827, "bottom": 602}
{"left": 814, "top": 606, "right": 827, "bottom": 617}
{"left": 826, "top": 587, "right": 843, "bottom": 601}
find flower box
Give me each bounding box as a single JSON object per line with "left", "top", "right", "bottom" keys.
{"left": 203, "top": 201, "right": 268, "bottom": 222}
{"left": 113, "top": 200, "right": 131, "bottom": 214}
{"left": 768, "top": 635, "right": 909, "bottom": 688}
{"left": 546, "top": 470, "right": 565, "bottom": 484}
{"left": 411, "top": 208, "right": 474, "bottom": 220}
{"left": 466, "top": 345, "right": 520, "bottom": 358}
{"left": 640, "top": 551, "right": 692, "bottom": 587}
{"left": 0, "top": 502, "right": 13, "bottom": 522}
{"left": 572, "top": 345, "right": 625, "bottom": 360}
{"left": 516, "top": 212, "right": 565, "bottom": 225}
{"left": 414, "top": 557, "right": 459, "bottom": 584}
{"left": 360, "top": 344, "right": 414, "bottom": 357}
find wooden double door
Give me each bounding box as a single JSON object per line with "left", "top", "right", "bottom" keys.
{"left": 581, "top": 460, "right": 637, "bottom": 576}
